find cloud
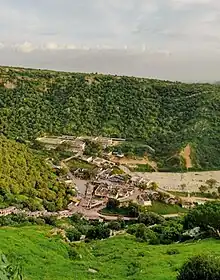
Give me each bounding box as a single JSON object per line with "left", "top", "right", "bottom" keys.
{"left": 15, "top": 42, "right": 36, "bottom": 53}
{"left": 0, "top": 0, "right": 220, "bottom": 81}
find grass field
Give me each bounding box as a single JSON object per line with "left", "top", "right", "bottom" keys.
{"left": 146, "top": 201, "right": 188, "bottom": 215}
{"left": 100, "top": 207, "right": 130, "bottom": 216}
{"left": 1, "top": 226, "right": 220, "bottom": 280}
{"left": 67, "top": 159, "right": 94, "bottom": 170}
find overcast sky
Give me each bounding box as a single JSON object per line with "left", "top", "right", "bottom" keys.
{"left": 0, "top": 0, "right": 220, "bottom": 82}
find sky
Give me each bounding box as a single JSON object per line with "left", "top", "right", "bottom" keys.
{"left": 0, "top": 0, "right": 220, "bottom": 82}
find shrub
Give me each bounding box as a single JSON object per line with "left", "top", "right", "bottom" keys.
{"left": 138, "top": 212, "right": 165, "bottom": 226}
{"left": 108, "top": 221, "right": 121, "bottom": 231}
{"left": 66, "top": 228, "right": 81, "bottom": 242}
{"left": 166, "top": 248, "right": 180, "bottom": 255}
{"left": 127, "top": 261, "right": 141, "bottom": 276}
{"left": 177, "top": 255, "right": 220, "bottom": 280}
{"left": 67, "top": 247, "right": 79, "bottom": 260}
{"left": 117, "top": 217, "right": 126, "bottom": 229}
{"left": 127, "top": 224, "right": 140, "bottom": 235}
{"left": 135, "top": 224, "right": 158, "bottom": 243}
{"left": 69, "top": 213, "right": 84, "bottom": 224}
{"left": 86, "top": 225, "right": 110, "bottom": 240}
{"left": 43, "top": 216, "right": 57, "bottom": 226}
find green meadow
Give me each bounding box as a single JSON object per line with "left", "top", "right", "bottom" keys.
{"left": 1, "top": 226, "right": 220, "bottom": 280}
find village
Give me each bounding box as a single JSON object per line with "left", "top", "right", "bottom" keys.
{"left": 0, "top": 135, "right": 219, "bottom": 219}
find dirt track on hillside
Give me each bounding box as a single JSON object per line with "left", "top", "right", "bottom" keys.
{"left": 180, "top": 144, "right": 192, "bottom": 169}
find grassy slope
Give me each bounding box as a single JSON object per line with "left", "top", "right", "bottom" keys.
{"left": 1, "top": 226, "right": 220, "bottom": 280}
{"left": 146, "top": 201, "right": 187, "bottom": 215}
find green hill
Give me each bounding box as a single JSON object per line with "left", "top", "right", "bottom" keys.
{"left": 0, "top": 225, "right": 220, "bottom": 280}
{"left": 1, "top": 66, "right": 220, "bottom": 170}
{"left": 0, "top": 135, "right": 72, "bottom": 211}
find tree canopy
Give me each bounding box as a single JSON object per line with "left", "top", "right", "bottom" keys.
{"left": 1, "top": 66, "right": 220, "bottom": 170}
{"left": 0, "top": 135, "right": 73, "bottom": 211}
{"left": 183, "top": 202, "right": 220, "bottom": 237}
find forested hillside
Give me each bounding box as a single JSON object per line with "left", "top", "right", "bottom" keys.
{"left": 0, "top": 135, "right": 72, "bottom": 211}
{"left": 1, "top": 66, "right": 220, "bottom": 170}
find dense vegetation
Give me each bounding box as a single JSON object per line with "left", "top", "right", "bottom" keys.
{"left": 183, "top": 201, "right": 220, "bottom": 237}
{"left": 177, "top": 255, "right": 220, "bottom": 280}
{"left": 1, "top": 66, "right": 220, "bottom": 170}
{"left": 0, "top": 136, "right": 73, "bottom": 211}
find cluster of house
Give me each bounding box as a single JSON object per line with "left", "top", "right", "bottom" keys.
{"left": 36, "top": 136, "right": 86, "bottom": 153}
{"left": 94, "top": 181, "right": 135, "bottom": 201}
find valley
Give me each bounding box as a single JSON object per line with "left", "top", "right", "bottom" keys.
{"left": 1, "top": 66, "right": 220, "bottom": 280}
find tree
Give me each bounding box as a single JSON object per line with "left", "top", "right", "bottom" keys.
{"left": 180, "top": 184, "right": 186, "bottom": 191}
{"left": 206, "top": 179, "right": 217, "bottom": 189}
{"left": 199, "top": 185, "right": 208, "bottom": 193}
{"left": 183, "top": 202, "right": 220, "bottom": 237}
{"left": 84, "top": 140, "right": 103, "bottom": 157}
{"left": 106, "top": 198, "right": 120, "bottom": 210}
{"left": 177, "top": 255, "right": 220, "bottom": 280}
{"left": 0, "top": 136, "right": 71, "bottom": 212}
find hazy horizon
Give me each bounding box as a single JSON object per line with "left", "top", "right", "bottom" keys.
{"left": 1, "top": 0, "right": 220, "bottom": 82}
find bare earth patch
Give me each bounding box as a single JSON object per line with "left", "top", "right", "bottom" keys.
{"left": 180, "top": 144, "right": 192, "bottom": 169}
{"left": 4, "top": 81, "right": 16, "bottom": 89}
{"left": 137, "top": 170, "right": 220, "bottom": 192}
{"left": 85, "top": 76, "right": 99, "bottom": 85}
{"left": 111, "top": 156, "right": 157, "bottom": 171}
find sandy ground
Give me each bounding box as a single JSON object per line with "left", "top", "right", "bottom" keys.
{"left": 72, "top": 178, "right": 87, "bottom": 195}
{"left": 112, "top": 156, "right": 157, "bottom": 171}
{"left": 137, "top": 171, "right": 220, "bottom": 192}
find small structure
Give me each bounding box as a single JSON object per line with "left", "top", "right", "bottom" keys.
{"left": 137, "top": 194, "right": 152, "bottom": 206}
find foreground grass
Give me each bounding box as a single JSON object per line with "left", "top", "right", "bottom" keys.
{"left": 1, "top": 226, "right": 220, "bottom": 280}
